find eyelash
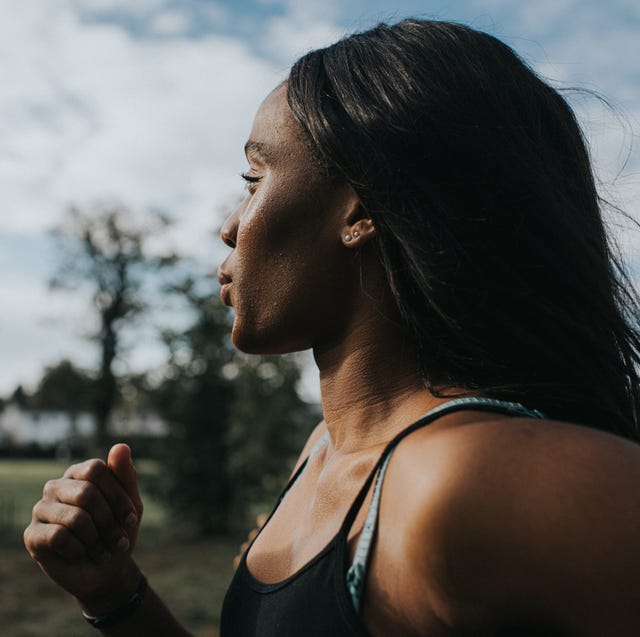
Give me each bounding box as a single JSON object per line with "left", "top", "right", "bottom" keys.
{"left": 240, "top": 172, "right": 262, "bottom": 191}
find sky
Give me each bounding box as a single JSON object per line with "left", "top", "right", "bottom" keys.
{"left": 1, "top": 0, "right": 639, "bottom": 399}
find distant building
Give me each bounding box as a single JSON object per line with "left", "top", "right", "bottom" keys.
{"left": 0, "top": 403, "right": 168, "bottom": 453}
{"left": 109, "top": 410, "right": 169, "bottom": 437}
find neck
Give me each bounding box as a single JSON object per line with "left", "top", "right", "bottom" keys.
{"left": 313, "top": 315, "right": 448, "bottom": 455}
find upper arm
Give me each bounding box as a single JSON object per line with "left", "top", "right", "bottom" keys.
{"left": 383, "top": 421, "right": 640, "bottom": 637}
{"left": 428, "top": 421, "right": 640, "bottom": 635}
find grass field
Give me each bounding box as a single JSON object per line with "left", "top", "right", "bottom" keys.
{"left": 0, "top": 459, "right": 238, "bottom": 637}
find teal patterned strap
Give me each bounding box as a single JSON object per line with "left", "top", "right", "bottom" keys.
{"left": 345, "top": 450, "right": 393, "bottom": 613}
{"left": 345, "top": 397, "right": 545, "bottom": 613}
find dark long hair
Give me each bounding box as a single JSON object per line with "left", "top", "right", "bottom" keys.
{"left": 287, "top": 19, "right": 640, "bottom": 441}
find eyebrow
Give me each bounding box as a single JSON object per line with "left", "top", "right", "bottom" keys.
{"left": 244, "top": 140, "right": 270, "bottom": 162}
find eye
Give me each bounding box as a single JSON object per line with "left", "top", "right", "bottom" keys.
{"left": 240, "top": 172, "right": 262, "bottom": 194}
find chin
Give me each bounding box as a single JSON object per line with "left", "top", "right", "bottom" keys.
{"left": 231, "top": 321, "right": 310, "bottom": 356}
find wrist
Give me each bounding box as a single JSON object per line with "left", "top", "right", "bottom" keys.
{"left": 78, "top": 559, "right": 143, "bottom": 616}
{"left": 81, "top": 572, "right": 148, "bottom": 630}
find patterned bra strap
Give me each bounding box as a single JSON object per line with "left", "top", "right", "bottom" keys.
{"left": 345, "top": 397, "right": 545, "bottom": 613}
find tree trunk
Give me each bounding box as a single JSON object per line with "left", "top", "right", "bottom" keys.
{"left": 93, "top": 318, "right": 117, "bottom": 456}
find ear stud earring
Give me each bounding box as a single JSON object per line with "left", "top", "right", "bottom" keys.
{"left": 345, "top": 233, "right": 353, "bottom": 242}
{"left": 353, "top": 231, "right": 360, "bottom": 238}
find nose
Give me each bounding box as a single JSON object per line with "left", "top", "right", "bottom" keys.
{"left": 220, "top": 206, "right": 240, "bottom": 248}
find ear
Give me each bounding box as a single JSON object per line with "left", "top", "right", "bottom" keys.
{"left": 339, "top": 186, "right": 376, "bottom": 249}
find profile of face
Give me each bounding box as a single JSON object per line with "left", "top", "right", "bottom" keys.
{"left": 219, "top": 84, "right": 371, "bottom": 355}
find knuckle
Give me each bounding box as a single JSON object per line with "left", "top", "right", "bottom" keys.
{"left": 62, "top": 461, "right": 81, "bottom": 478}
{"left": 23, "top": 524, "right": 34, "bottom": 548}
{"left": 84, "top": 459, "right": 107, "bottom": 481}
{"left": 24, "top": 532, "right": 44, "bottom": 560}
{"left": 31, "top": 499, "right": 46, "bottom": 520}
{"left": 74, "top": 482, "right": 96, "bottom": 509}
{"left": 42, "top": 479, "right": 59, "bottom": 499}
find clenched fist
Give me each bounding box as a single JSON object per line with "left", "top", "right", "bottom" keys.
{"left": 24, "top": 444, "right": 145, "bottom": 613}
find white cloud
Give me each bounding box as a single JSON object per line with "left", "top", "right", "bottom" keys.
{"left": 0, "top": 0, "right": 281, "bottom": 245}
{"left": 280, "top": 0, "right": 341, "bottom": 22}
{"left": 259, "top": 0, "right": 346, "bottom": 67}
{"left": 147, "top": 9, "right": 194, "bottom": 35}
{"left": 73, "top": 0, "right": 170, "bottom": 18}
{"left": 260, "top": 16, "right": 345, "bottom": 66}
{"left": 516, "top": 0, "right": 581, "bottom": 35}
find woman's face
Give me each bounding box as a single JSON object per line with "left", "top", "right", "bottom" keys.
{"left": 219, "top": 84, "right": 361, "bottom": 354}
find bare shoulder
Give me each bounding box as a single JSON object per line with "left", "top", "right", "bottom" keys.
{"left": 388, "top": 413, "right": 640, "bottom": 501}
{"left": 380, "top": 415, "right": 640, "bottom": 634}
{"left": 392, "top": 413, "right": 640, "bottom": 489}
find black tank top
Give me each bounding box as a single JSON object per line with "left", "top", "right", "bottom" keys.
{"left": 220, "top": 398, "right": 544, "bottom": 636}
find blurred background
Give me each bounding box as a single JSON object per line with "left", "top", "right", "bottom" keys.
{"left": 1, "top": 1, "right": 639, "bottom": 635}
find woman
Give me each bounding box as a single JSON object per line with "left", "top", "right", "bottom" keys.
{"left": 24, "top": 19, "right": 640, "bottom": 636}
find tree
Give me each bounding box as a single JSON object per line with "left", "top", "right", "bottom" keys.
{"left": 10, "top": 385, "right": 30, "bottom": 409}
{"left": 30, "top": 359, "right": 96, "bottom": 413}
{"left": 50, "top": 205, "right": 179, "bottom": 449}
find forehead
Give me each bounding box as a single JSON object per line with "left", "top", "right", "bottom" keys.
{"left": 245, "top": 84, "right": 309, "bottom": 164}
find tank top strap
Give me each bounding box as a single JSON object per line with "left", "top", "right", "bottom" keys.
{"left": 343, "top": 397, "right": 545, "bottom": 613}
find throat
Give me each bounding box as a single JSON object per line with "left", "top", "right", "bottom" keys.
{"left": 310, "top": 297, "right": 462, "bottom": 453}
{"left": 314, "top": 340, "right": 447, "bottom": 454}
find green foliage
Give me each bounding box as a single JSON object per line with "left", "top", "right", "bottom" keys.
{"left": 30, "top": 359, "right": 96, "bottom": 412}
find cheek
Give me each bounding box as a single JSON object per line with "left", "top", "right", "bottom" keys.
{"left": 228, "top": 226, "right": 303, "bottom": 351}
{"left": 235, "top": 191, "right": 328, "bottom": 283}
{"left": 228, "top": 188, "right": 352, "bottom": 352}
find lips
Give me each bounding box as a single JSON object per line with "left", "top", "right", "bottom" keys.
{"left": 217, "top": 268, "right": 233, "bottom": 306}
